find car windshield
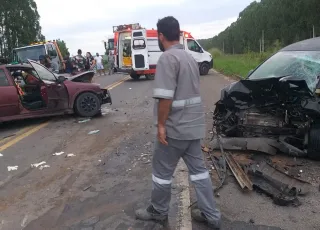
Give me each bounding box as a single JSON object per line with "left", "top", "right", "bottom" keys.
{"left": 14, "top": 45, "right": 46, "bottom": 62}
{"left": 248, "top": 51, "right": 320, "bottom": 92}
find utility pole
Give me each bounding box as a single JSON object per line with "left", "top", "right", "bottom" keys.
{"left": 313, "top": 25, "right": 315, "bottom": 38}
{"left": 262, "top": 30, "right": 265, "bottom": 53}
{"left": 222, "top": 41, "right": 225, "bottom": 53}
{"left": 259, "top": 39, "right": 262, "bottom": 53}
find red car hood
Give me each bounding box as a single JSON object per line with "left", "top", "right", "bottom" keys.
{"left": 59, "top": 71, "right": 95, "bottom": 83}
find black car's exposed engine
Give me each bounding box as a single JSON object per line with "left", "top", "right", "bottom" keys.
{"left": 213, "top": 76, "right": 320, "bottom": 160}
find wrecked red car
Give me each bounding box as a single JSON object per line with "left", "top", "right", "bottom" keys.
{"left": 213, "top": 37, "right": 320, "bottom": 160}
{"left": 0, "top": 59, "right": 112, "bottom": 122}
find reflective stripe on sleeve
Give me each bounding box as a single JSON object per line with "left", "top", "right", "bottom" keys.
{"left": 152, "top": 174, "right": 172, "bottom": 185}
{"left": 153, "top": 88, "right": 175, "bottom": 98}
{"left": 172, "top": 96, "right": 201, "bottom": 107}
{"left": 190, "top": 171, "right": 209, "bottom": 181}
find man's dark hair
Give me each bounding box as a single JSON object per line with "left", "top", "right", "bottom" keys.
{"left": 78, "top": 49, "right": 82, "bottom": 55}
{"left": 157, "top": 16, "right": 180, "bottom": 41}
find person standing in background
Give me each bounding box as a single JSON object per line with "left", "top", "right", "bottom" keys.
{"left": 63, "top": 52, "right": 74, "bottom": 74}
{"left": 74, "top": 49, "right": 86, "bottom": 73}
{"left": 108, "top": 51, "right": 115, "bottom": 75}
{"left": 95, "top": 53, "right": 106, "bottom": 76}
{"left": 85, "top": 52, "right": 96, "bottom": 73}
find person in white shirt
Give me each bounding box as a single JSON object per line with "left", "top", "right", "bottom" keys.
{"left": 94, "top": 53, "right": 106, "bottom": 76}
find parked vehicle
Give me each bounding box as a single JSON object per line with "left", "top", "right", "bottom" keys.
{"left": 0, "top": 59, "right": 112, "bottom": 122}
{"left": 106, "top": 23, "right": 213, "bottom": 80}
{"left": 12, "top": 40, "right": 65, "bottom": 73}
{"left": 213, "top": 37, "right": 320, "bottom": 160}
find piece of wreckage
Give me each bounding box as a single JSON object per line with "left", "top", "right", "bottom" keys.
{"left": 206, "top": 37, "right": 320, "bottom": 206}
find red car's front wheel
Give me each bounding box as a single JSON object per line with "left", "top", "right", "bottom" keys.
{"left": 74, "top": 92, "right": 101, "bottom": 117}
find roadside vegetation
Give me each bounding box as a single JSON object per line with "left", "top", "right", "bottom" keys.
{"left": 210, "top": 48, "right": 272, "bottom": 78}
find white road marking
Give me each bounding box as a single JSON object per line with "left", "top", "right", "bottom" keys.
{"left": 176, "top": 160, "right": 192, "bottom": 230}
{"left": 66, "top": 153, "right": 76, "bottom": 157}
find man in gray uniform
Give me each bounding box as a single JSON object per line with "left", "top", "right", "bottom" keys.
{"left": 135, "top": 16, "right": 221, "bottom": 229}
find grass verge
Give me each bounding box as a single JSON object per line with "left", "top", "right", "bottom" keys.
{"left": 210, "top": 50, "right": 272, "bottom": 79}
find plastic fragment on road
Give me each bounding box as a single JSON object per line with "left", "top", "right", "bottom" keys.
{"left": 88, "top": 130, "right": 100, "bottom": 135}
{"left": 129, "top": 88, "right": 132, "bottom": 89}
{"left": 53, "top": 152, "right": 64, "bottom": 156}
{"left": 8, "top": 166, "right": 18, "bottom": 171}
{"left": 78, "top": 119, "right": 91, "bottom": 123}
{"left": 66, "top": 153, "right": 76, "bottom": 157}
{"left": 39, "top": 165, "right": 50, "bottom": 170}
{"left": 31, "top": 161, "right": 46, "bottom": 168}
{"left": 0, "top": 153, "right": 3, "bottom": 157}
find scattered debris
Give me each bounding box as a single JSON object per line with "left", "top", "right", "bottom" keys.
{"left": 20, "top": 215, "right": 28, "bottom": 228}
{"left": 0, "top": 153, "right": 3, "bottom": 157}
{"left": 98, "top": 159, "right": 102, "bottom": 162}
{"left": 88, "top": 130, "right": 100, "bottom": 135}
{"left": 7, "top": 166, "right": 18, "bottom": 171}
{"left": 145, "top": 142, "right": 152, "bottom": 146}
{"left": 53, "top": 151, "right": 64, "bottom": 156}
{"left": 201, "top": 146, "right": 210, "bottom": 153}
{"left": 78, "top": 118, "right": 91, "bottom": 123}
{"left": 249, "top": 218, "right": 255, "bottom": 224}
{"left": 39, "top": 165, "right": 50, "bottom": 170}
{"left": 31, "top": 161, "right": 46, "bottom": 168}
{"left": 129, "top": 88, "right": 132, "bottom": 89}
{"left": 83, "top": 185, "right": 92, "bottom": 191}
{"left": 225, "top": 152, "right": 253, "bottom": 190}
{"left": 66, "top": 153, "right": 76, "bottom": 157}
{"left": 247, "top": 160, "right": 311, "bottom": 206}
{"left": 2, "top": 134, "right": 16, "bottom": 140}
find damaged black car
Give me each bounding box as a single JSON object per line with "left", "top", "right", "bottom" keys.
{"left": 213, "top": 37, "right": 320, "bottom": 160}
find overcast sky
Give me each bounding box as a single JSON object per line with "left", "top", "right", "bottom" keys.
{"left": 35, "top": 0, "right": 254, "bottom": 55}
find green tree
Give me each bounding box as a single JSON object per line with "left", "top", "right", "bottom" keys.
{"left": 56, "top": 39, "right": 69, "bottom": 57}
{"left": 199, "top": 0, "right": 320, "bottom": 54}
{"left": 0, "top": 0, "right": 45, "bottom": 59}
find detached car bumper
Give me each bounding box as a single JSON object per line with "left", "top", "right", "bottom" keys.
{"left": 99, "top": 89, "right": 112, "bottom": 104}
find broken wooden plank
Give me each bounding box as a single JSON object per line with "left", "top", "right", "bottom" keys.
{"left": 224, "top": 152, "right": 253, "bottom": 190}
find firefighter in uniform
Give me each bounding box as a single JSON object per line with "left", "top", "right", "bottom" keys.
{"left": 135, "top": 16, "right": 221, "bottom": 229}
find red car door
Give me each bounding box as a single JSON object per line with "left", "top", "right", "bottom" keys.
{"left": 28, "top": 60, "right": 69, "bottom": 110}
{"left": 0, "top": 68, "right": 20, "bottom": 117}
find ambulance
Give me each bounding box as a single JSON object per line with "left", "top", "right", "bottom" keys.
{"left": 106, "top": 23, "right": 213, "bottom": 80}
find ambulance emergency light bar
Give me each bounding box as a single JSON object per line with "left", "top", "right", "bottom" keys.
{"left": 113, "top": 23, "right": 141, "bottom": 32}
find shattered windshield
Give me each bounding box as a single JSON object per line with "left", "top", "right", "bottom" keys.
{"left": 14, "top": 45, "right": 46, "bottom": 62}
{"left": 249, "top": 51, "right": 320, "bottom": 92}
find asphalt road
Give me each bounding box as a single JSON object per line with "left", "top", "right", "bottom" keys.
{"left": 0, "top": 71, "right": 319, "bottom": 230}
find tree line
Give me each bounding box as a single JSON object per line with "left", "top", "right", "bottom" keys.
{"left": 199, "top": 0, "right": 320, "bottom": 54}
{"left": 0, "top": 0, "right": 69, "bottom": 61}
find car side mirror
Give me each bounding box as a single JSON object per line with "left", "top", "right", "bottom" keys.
{"left": 57, "top": 75, "right": 66, "bottom": 83}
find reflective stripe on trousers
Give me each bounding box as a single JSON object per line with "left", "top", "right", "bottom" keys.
{"left": 151, "top": 137, "right": 221, "bottom": 222}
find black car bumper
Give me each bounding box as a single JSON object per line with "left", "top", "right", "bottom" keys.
{"left": 99, "top": 89, "right": 112, "bottom": 104}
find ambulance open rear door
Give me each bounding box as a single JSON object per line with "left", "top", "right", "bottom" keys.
{"left": 131, "top": 29, "right": 149, "bottom": 70}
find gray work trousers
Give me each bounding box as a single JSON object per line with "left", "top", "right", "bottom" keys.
{"left": 151, "top": 137, "right": 221, "bottom": 222}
